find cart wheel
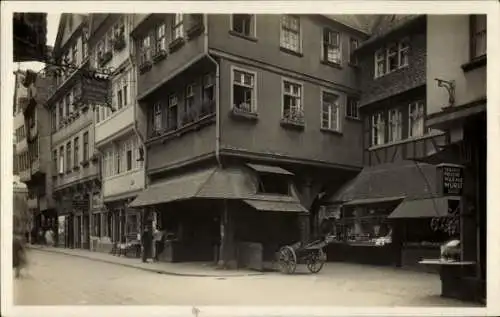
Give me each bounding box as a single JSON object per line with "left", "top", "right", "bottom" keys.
{"left": 307, "top": 249, "right": 326, "bottom": 274}
{"left": 278, "top": 246, "right": 297, "bottom": 274}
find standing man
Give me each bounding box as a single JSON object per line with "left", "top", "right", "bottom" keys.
{"left": 141, "top": 226, "right": 152, "bottom": 263}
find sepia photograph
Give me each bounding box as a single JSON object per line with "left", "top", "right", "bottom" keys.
{"left": 2, "top": 1, "right": 499, "bottom": 316}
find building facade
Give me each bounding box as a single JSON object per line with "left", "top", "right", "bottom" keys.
{"left": 48, "top": 14, "right": 107, "bottom": 249}
{"left": 88, "top": 14, "right": 145, "bottom": 253}
{"left": 424, "top": 14, "right": 486, "bottom": 302}
{"left": 128, "top": 14, "right": 366, "bottom": 268}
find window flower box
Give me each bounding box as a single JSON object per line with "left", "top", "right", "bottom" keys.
{"left": 169, "top": 37, "right": 185, "bottom": 53}
{"left": 73, "top": 165, "right": 80, "bottom": 171}
{"left": 153, "top": 49, "right": 168, "bottom": 63}
{"left": 90, "top": 152, "right": 99, "bottom": 163}
{"left": 80, "top": 160, "right": 90, "bottom": 167}
{"left": 186, "top": 21, "right": 205, "bottom": 39}
{"left": 99, "top": 51, "right": 112, "bottom": 67}
{"left": 231, "top": 103, "right": 258, "bottom": 121}
{"left": 139, "top": 61, "right": 152, "bottom": 74}
{"left": 280, "top": 109, "right": 305, "bottom": 129}
{"left": 113, "top": 35, "right": 126, "bottom": 52}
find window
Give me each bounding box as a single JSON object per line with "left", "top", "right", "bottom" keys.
{"left": 115, "top": 72, "right": 129, "bottom": 110}
{"left": 321, "top": 91, "right": 341, "bottom": 132}
{"left": 115, "top": 143, "right": 121, "bottom": 174}
{"left": 74, "top": 137, "right": 79, "bottom": 167}
{"left": 153, "top": 102, "right": 163, "bottom": 132}
{"left": 322, "top": 29, "right": 341, "bottom": 64}
{"left": 471, "top": 15, "right": 486, "bottom": 59}
{"left": 52, "top": 150, "right": 57, "bottom": 172}
{"left": 409, "top": 101, "right": 425, "bottom": 138}
{"left": 282, "top": 80, "right": 303, "bottom": 121}
{"left": 258, "top": 174, "right": 290, "bottom": 195}
{"left": 388, "top": 109, "right": 403, "bottom": 142}
{"left": 232, "top": 69, "right": 256, "bottom": 113}
{"left": 140, "top": 35, "right": 152, "bottom": 65}
{"left": 105, "top": 29, "right": 113, "bottom": 53}
{"left": 168, "top": 95, "right": 178, "bottom": 130}
{"left": 185, "top": 84, "right": 195, "bottom": 118}
{"left": 232, "top": 14, "right": 254, "bottom": 37}
{"left": 173, "top": 14, "right": 184, "bottom": 40}
{"left": 202, "top": 73, "right": 215, "bottom": 104}
{"left": 126, "top": 142, "right": 133, "bottom": 171}
{"left": 95, "top": 106, "right": 100, "bottom": 123}
{"left": 348, "top": 38, "right": 359, "bottom": 65}
{"left": 156, "top": 24, "right": 167, "bottom": 53}
{"left": 398, "top": 38, "right": 409, "bottom": 67}
{"left": 58, "top": 101, "right": 64, "bottom": 124}
{"left": 346, "top": 96, "right": 359, "bottom": 119}
{"left": 59, "top": 146, "right": 64, "bottom": 173}
{"left": 280, "top": 15, "right": 300, "bottom": 52}
{"left": 371, "top": 112, "right": 386, "bottom": 146}
{"left": 386, "top": 43, "right": 398, "bottom": 73}
{"left": 96, "top": 40, "right": 105, "bottom": 64}
{"left": 65, "top": 94, "right": 71, "bottom": 116}
{"left": 83, "top": 132, "right": 89, "bottom": 161}
{"left": 66, "top": 142, "right": 71, "bottom": 171}
{"left": 374, "top": 49, "right": 385, "bottom": 78}
{"left": 72, "top": 42, "right": 78, "bottom": 66}
{"left": 82, "top": 31, "right": 88, "bottom": 60}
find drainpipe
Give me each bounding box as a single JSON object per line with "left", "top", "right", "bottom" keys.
{"left": 203, "top": 14, "right": 221, "bottom": 168}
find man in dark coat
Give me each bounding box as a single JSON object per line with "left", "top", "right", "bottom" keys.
{"left": 141, "top": 227, "right": 152, "bottom": 263}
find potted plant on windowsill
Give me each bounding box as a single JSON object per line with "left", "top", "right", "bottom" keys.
{"left": 80, "top": 160, "right": 90, "bottom": 167}
{"left": 231, "top": 102, "right": 258, "bottom": 120}
{"left": 169, "top": 37, "right": 185, "bottom": 53}
{"left": 90, "top": 151, "right": 100, "bottom": 164}
{"left": 280, "top": 108, "right": 305, "bottom": 129}
{"left": 153, "top": 49, "right": 168, "bottom": 63}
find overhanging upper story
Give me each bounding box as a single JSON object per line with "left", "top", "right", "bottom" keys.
{"left": 426, "top": 14, "right": 486, "bottom": 132}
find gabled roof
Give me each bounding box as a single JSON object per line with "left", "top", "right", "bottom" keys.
{"left": 325, "top": 15, "right": 383, "bottom": 35}
{"left": 53, "top": 13, "right": 87, "bottom": 55}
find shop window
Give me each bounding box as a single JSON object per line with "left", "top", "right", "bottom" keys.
{"left": 334, "top": 206, "right": 393, "bottom": 244}
{"left": 258, "top": 174, "right": 290, "bottom": 195}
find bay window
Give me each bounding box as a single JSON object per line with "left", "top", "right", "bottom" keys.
{"left": 172, "top": 14, "right": 184, "bottom": 41}
{"left": 388, "top": 108, "right": 403, "bottom": 142}
{"left": 408, "top": 101, "right": 425, "bottom": 137}
{"left": 371, "top": 112, "right": 386, "bottom": 146}
{"left": 321, "top": 91, "right": 341, "bottom": 132}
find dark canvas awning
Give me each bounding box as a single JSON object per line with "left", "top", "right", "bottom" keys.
{"left": 246, "top": 163, "right": 294, "bottom": 175}
{"left": 129, "top": 168, "right": 217, "bottom": 208}
{"left": 343, "top": 196, "right": 405, "bottom": 206}
{"left": 129, "top": 166, "right": 302, "bottom": 209}
{"left": 388, "top": 197, "right": 454, "bottom": 219}
{"left": 243, "top": 199, "right": 308, "bottom": 213}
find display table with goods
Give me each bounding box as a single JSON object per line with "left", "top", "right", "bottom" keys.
{"left": 419, "top": 240, "right": 479, "bottom": 302}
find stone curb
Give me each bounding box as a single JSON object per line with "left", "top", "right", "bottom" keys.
{"left": 28, "top": 246, "right": 263, "bottom": 278}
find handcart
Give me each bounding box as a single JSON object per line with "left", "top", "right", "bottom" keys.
{"left": 277, "top": 238, "right": 331, "bottom": 274}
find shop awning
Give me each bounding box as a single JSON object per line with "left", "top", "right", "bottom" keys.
{"left": 243, "top": 197, "right": 308, "bottom": 213}
{"left": 343, "top": 196, "right": 405, "bottom": 206}
{"left": 129, "top": 168, "right": 217, "bottom": 208}
{"left": 388, "top": 197, "right": 452, "bottom": 219}
{"left": 246, "top": 163, "right": 294, "bottom": 175}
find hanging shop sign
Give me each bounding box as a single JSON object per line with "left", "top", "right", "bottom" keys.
{"left": 438, "top": 164, "right": 464, "bottom": 196}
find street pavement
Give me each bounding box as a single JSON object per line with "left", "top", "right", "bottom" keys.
{"left": 14, "top": 249, "right": 480, "bottom": 306}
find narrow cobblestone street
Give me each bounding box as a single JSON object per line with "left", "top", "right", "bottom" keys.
{"left": 14, "top": 250, "right": 479, "bottom": 306}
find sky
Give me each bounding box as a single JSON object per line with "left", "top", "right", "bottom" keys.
{"left": 16, "top": 14, "right": 60, "bottom": 72}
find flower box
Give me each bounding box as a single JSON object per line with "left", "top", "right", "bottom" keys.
{"left": 169, "top": 37, "right": 185, "bottom": 53}
{"left": 153, "top": 49, "right": 168, "bottom": 63}
{"left": 186, "top": 22, "right": 204, "bottom": 39}
{"left": 139, "top": 61, "right": 152, "bottom": 74}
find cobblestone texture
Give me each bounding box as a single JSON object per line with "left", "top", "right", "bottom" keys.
{"left": 14, "top": 249, "right": 479, "bottom": 306}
